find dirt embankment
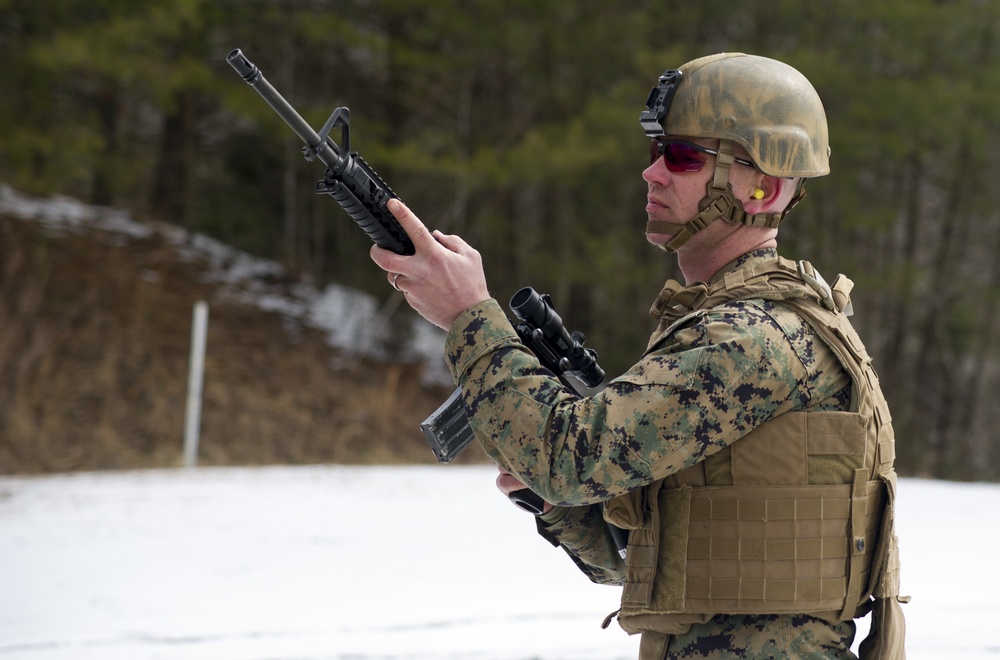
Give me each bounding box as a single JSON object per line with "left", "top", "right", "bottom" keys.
{"left": 0, "top": 212, "right": 486, "bottom": 474}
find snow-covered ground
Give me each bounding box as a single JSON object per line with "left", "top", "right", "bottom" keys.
{"left": 2, "top": 187, "right": 998, "bottom": 657}
{"left": 0, "top": 466, "right": 997, "bottom": 659}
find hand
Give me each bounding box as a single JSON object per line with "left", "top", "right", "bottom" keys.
{"left": 496, "top": 465, "right": 554, "bottom": 515}
{"left": 369, "top": 199, "right": 491, "bottom": 330}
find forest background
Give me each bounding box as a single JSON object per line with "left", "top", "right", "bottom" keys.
{"left": 1, "top": 0, "right": 998, "bottom": 481}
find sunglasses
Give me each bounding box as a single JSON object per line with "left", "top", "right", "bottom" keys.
{"left": 649, "top": 138, "right": 757, "bottom": 173}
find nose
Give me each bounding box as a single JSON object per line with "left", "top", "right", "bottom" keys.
{"left": 643, "top": 156, "right": 670, "bottom": 186}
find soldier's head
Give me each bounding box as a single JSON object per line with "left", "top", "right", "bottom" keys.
{"left": 641, "top": 53, "right": 830, "bottom": 252}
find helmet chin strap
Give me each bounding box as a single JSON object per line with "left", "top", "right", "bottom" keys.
{"left": 646, "top": 140, "right": 788, "bottom": 252}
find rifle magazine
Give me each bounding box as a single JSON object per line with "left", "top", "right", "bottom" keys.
{"left": 420, "top": 387, "right": 476, "bottom": 463}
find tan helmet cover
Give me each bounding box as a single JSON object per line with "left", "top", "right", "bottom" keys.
{"left": 663, "top": 53, "right": 831, "bottom": 178}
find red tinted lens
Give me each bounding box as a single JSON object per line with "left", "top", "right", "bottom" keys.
{"left": 649, "top": 140, "right": 707, "bottom": 172}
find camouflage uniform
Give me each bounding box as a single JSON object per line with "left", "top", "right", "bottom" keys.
{"left": 445, "top": 248, "right": 864, "bottom": 659}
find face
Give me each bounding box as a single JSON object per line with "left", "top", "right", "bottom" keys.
{"left": 642, "top": 137, "right": 714, "bottom": 246}
{"left": 642, "top": 136, "right": 760, "bottom": 248}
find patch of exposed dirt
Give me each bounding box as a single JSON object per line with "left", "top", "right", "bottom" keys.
{"left": 0, "top": 214, "right": 487, "bottom": 474}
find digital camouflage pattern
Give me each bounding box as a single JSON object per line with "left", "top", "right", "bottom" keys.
{"left": 659, "top": 614, "right": 857, "bottom": 659}
{"left": 445, "top": 249, "right": 850, "bottom": 512}
{"left": 444, "top": 249, "right": 863, "bottom": 658}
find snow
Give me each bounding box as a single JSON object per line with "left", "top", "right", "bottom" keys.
{"left": 2, "top": 186, "right": 998, "bottom": 657}
{"left": 0, "top": 184, "right": 451, "bottom": 387}
{"left": 0, "top": 468, "right": 997, "bottom": 660}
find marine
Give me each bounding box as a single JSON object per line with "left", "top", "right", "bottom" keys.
{"left": 371, "top": 52, "right": 906, "bottom": 659}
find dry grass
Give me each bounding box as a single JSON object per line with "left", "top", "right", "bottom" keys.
{"left": 0, "top": 216, "right": 486, "bottom": 474}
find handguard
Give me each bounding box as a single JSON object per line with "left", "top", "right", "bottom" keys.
{"left": 227, "top": 48, "right": 414, "bottom": 255}
{"left": 229, "top": 50, "right": 612, "bottom": 528}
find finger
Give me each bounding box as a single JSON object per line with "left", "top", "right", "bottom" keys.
{"left": 387, "top": 271, "right": 403, "bottom": 291}
{"left": 432, "top": 229, "right": 473, "bottom": 254}
{"left": 387, "top": 199, "right": 437, "bottom": 250}
{"left": 496, "top": 471, "right": 527, "bottom": 496}
{"left": 370, "top": 243, "right": 402, "bottom": 273}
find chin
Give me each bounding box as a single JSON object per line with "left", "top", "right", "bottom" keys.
{"left": 645, "top": 232, "right": 673, "bottom": 247}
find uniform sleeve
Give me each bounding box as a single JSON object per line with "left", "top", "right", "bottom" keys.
{"left": 534, "top": 504, "right": 626, "bottom": 585}
{"left": 444, "top": 298, "right": 837, "bottom": 508}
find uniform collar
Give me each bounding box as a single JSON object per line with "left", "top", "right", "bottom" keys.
{"left": 710, "top": 248, "right": 780, "bottom": 287}
{"left": 650, "top": 248, "right": 779, "bottom": 324}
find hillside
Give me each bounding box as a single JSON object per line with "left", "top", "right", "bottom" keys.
{"left": 0, "top": 186, "right": 484, "bottom": 474}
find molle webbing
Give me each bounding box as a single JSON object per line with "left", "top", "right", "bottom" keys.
{"left": 648, "top": 256, "right": 846, "bottom": 340}
{"left": 673, "top": 475, "right": 886, "bottom": 617}
{"left": 623, "top": 421, "right": 887, "bottom": 619}
{"left": 615, "top": 257, "right": 898, "bottom": 630}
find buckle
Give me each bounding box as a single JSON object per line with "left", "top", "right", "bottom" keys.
{"left": 797, "top": 260, "right": 836, "bottom": 311}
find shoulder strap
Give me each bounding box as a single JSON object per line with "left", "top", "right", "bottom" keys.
{"left": 648, "top": 257, "right": 851, "bottom": 343}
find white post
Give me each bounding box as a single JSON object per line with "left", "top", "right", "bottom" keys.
{"left": 183, "top": 301, "right": 209, "bottom": 468}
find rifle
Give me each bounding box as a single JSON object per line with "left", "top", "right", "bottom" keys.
{"left": 421, "top": 287, "right": 606, "bottom": 515}
{"left": 227, "top": 51, "right": 622, "bottom": 547}
{"left": 226, "top": 48, "right": 413, "bottom": 255}
{"left": 437, "top": 287, "right": 629, "bottom": 556}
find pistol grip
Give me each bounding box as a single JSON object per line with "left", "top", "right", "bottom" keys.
{"left": 508, "top": 488, "right": 546, "bottom": 515}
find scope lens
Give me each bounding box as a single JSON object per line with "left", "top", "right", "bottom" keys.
{"left": 510, "top": 288, "right": 545, "bottom": 324}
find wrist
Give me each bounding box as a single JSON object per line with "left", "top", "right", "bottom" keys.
{"left": 444, "top": 299, "right": 519, "bottom": 383}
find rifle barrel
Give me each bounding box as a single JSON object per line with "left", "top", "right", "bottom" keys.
{"left": 226, "top": 49, "right": 342, "bottom": 168}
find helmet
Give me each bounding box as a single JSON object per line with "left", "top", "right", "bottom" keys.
{"left": 640, "top": 53, "right": 829, "bottom": 251}
{"left": 641, "top": 53, "right": 830, "bottom": 178}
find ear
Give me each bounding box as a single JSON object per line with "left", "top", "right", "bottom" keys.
{"left": 742, "top": 175, "right": 789, "bottom": 214}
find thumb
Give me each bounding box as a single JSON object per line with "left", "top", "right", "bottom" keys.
{"left": 496, "top": 471, "right": 528, "bottom": 496}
